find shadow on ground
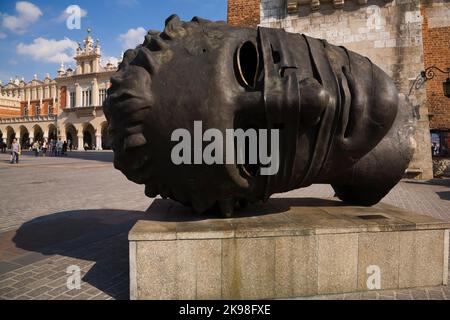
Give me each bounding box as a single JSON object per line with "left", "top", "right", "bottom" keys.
{"left": 436, "top": 191, "right": 450, "bottom": 201}
{"left": 19, "top": 150, "right": 114, "bottom": 163}
{"left": 11, "top": 197, "right": 350, "bottom": 299}
{"left": 12, "top": 209, "right": 145, "bottom": 299}
{"left": 403, "top": 178, "right": 450, "bottom": 187}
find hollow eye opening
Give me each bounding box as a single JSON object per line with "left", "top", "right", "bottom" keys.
{"left": 236, "top": 41, "right": 259, "bottom": 89}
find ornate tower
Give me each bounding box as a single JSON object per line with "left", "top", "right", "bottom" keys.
{"left": 74, "top": 28, "right": 101, "bottom": 75}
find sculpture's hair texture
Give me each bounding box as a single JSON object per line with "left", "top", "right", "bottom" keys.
{"left": 119, "top": 14, "right": 226, "bottom": 72}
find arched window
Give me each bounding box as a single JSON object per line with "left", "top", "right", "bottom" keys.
{"left": 48, "top": 105, "right": 53, "bottom": 115}
{"left": 23, "top": 106, "right": 28, "bottom": 117}
{"left": 35, "top": 105, "right": 41, "bottom": 116}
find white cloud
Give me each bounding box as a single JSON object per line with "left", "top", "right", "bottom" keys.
{"left": 118, "top": 27, "right": 146, "bottom": 50}
{"left": 101, "top": 56, "right": 120, "bottom": 68}
{"left": 2, "top": 1, "right": 43, "bottom": 34}
{"left": 16, "top": 37, "right": 78, "bottom": 63}
{"left": 0, "top": 32, "right": 6, "bottom": 39}
{"left": 56, "top": 5, "right": 87, "bottom": 22}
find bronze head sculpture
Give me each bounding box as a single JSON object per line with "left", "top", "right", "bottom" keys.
{"left": 103, "top": 15, "right": 415, "bottom": 217}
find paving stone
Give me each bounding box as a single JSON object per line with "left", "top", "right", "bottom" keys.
{"left": 0, "top": 278, "right": 17, "bottom": 287}
{"left": 12, "top": 271, "right": 35, "bottom": 281}
{"left": 0, "top": 153, "right": 449, "bottom": 300}
{"left": 395, "top": 293, "right": 413, "bottom": 300}
{"left": 0, "top": 286, "right": 14, "bottom": 296}
{"left": 379, "top": 295, "right": 395, "bottom": 300}
{"left": 361, "top": 292, "right": 379, "bottom": 300}
{"left": 27, "top": 286, "right": 53, "bottom": 297}
{"left": 46, "top": 286, "right": 70, "bottom": 297}
{"left": 343, "top": 293, "right": 362, "bottom": 300}
{"left": 72, "top": 292, "right": 94, "bottom": 300}
{"left": 33, "top": 294, "right": 53, "bottom": 300}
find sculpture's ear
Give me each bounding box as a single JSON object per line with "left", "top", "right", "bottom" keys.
{"left": 235, "top": 41, "right": 260, "bottom": 89}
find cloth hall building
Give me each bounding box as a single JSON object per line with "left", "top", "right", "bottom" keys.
{"left": 0, "top": 30, "right": 118, "bottom": 150}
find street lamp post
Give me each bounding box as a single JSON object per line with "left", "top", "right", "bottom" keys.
{"left": 409, "top": 66, "right": 450, "bottom": 98}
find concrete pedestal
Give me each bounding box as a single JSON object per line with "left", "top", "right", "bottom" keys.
{"left": 129, "top": 198, "right": 449, "bottom": 300}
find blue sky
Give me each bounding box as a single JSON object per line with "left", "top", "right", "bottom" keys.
{"left": 0, "top": 0, "right": 227, "bottom": 84}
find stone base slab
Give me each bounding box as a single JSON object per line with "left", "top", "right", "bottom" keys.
{"left": 129, "top": 198, "right": 449, "bottom": 300}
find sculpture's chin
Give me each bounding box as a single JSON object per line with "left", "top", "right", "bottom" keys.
{"left": 113, "top": 148, "right": 151, "bottom": 184}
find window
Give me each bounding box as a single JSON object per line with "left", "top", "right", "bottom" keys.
{"left": 48, "top": 105, "right": 53, "bottom": 115}
{"left": 431, "top": 130, "right": 450, "bottom": 157}
{"left": 23, "top": 106, "right": 28, "bottom": 116}
{"left": 82, "top": 89, "right": 92, "bottom": 107}
{"left": 70, "top": 92, "right": 76, "bottom": 108}
{"left": 99, "top": 89, "right": 107, "bottom": 105}
{"left": 35, "top": 105, "right": 41, "bottom": 116}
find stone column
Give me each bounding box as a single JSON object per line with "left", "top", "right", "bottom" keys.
{"left": 66, "top": 87, "right": 70, "bottom": 108}
{"left": 93, "top": 57, "right": 100, "bottom": 73}
{"left": 96, "top": 134, "right": 102, "bottom": 150}
{"left": 76, "top": 62, "right": 82, "bottom": 75}
{"left": 51, "top": 85, "right": 56, "bottom": 100}
{"left": 75, "top": 83, "right": 81, "bottom": 108}
{"left": 92, "top": 78, "right": 99, "bottom": 106}
{"left": 77, "top": 134, "right": 84, "bottom": 151}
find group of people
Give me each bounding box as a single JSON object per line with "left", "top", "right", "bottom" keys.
{"left": 8, "top": 138, "right": 72, "bottom": 164}
{"left": 31, "top": 139, "right": 70, "bottom": 157}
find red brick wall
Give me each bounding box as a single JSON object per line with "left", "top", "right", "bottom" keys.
{"left": 20, "top": 99, "right": 54, "bottom": 116}
{"left": 227, "top": 0, "right": 260, "bottom": 28}
{"left": 0, "top": 108, "right": 20, "bottom": 118}
{"left": 421, "top": 7, "right": 450, "bottom": 130}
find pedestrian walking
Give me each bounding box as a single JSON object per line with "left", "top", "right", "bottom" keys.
{"left": 10, "top": 138, "right": 19, "bottom": 164}
{"left": 32, "top": 141, "right": 39, "bottom": 157}
{"left": 51, "top": 139, "right": 57, "bottom": 157}
{"left": 56, "top": 139, "right": 63, "bottom": 157}
{"left": 62, "top": 141, "right": 68, "bottom": 156}
{"left": 42, "top": 139, "right": 48, "bottom": 157}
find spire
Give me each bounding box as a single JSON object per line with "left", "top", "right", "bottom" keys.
{"left": 84, "top": 27, "right": 94, "bottom": 52}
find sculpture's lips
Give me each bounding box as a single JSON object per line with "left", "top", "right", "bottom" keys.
{"left": 111, "top": 133, "right": 152, "bottom": 184}
{"left": 104, "top": 93, "right": 152, "bottom": 184}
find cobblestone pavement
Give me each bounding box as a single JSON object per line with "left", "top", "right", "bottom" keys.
{"left": 0, "top": 152, "right": 449, "bottom": 300}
